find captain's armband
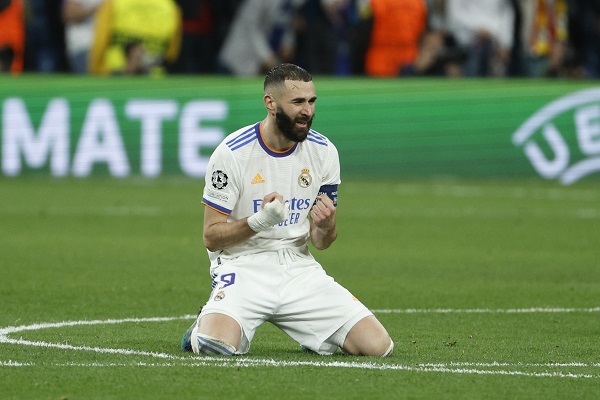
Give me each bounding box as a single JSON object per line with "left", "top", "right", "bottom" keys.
{"left": 316, "top": 184, "right": 338, "bottom": 207}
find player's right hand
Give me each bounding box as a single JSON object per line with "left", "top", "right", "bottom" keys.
{"left": 247, "top": 194, "right": 289, "bottom": 232}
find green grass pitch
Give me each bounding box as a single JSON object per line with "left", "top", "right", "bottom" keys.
{"left": 1, "top": 176, "right": 599, "bottom": 399}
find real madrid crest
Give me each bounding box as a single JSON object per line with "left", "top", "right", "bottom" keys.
{"left": 214, "top": 290, "right": 225, "bottom": 301}
{"left": 298, "top": 168, "right": 312, "bottom": 188}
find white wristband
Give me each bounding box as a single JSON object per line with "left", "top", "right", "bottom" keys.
{"left": 247, "top": 199, "right": 288, "bottom": 232}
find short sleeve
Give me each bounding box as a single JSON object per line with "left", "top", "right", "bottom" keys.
{"left": 201, "top": 145, "right": 240, "bottom": 215}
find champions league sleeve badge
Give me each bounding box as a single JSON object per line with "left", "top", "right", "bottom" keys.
{"left": 211, "top": 170, "right": 229, "bottom": 189}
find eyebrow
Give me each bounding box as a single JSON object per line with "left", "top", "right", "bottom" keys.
{"left": 292, "top": 96, "right": 317, "bottom": 102}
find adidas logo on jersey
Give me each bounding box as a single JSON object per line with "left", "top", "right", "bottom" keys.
{"left": 251, "top": 173, "right": 265, "bottom": 184}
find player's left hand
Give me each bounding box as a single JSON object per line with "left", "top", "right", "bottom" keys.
{"left": 310, "top": 194, "right": 336, "bottom": 229}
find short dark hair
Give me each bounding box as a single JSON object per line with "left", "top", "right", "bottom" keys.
{"left": 264, "top": 63, "right": 312, "bottom": 92}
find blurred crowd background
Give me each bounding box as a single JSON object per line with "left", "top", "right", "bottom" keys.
{"left": 1, "top": 0, "right": 600, "bottom": 79}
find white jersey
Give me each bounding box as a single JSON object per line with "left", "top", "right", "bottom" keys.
{"left": 202, "top": 121, "right": 340, "bottom": 262}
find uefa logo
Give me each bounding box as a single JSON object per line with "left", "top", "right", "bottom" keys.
{"left": 512, "top": 88, "right": 600, "bottom": 185}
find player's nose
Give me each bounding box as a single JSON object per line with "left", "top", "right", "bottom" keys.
{"left": 301, "top": 102, "right": 313, "bottom": 116}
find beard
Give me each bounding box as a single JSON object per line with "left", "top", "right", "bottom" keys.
{"left": 275, "top": 108, "right": 313, "bottom": 143}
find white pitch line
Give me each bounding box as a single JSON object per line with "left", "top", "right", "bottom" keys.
{"left": 0, "top": 336, "right": 193, "bottom": 361}
{"left": 1, "top": 311, "right": 599, "bottom": 379}
{"left": 420, "top": 362, "right": 600, "bottom": 368}
{"left": 0, "top": 361, "right": 33, "bottom": 367}
{"left": 1, "top": 359, "right": 598, "bottom": 379}
{"left": 0, "top": 316, "right": 197, "bottom": 362}
{"left": 3, "top": 307, "right": 597, "bottom": 337}
{"left": 22, "top": 360, "right": 600, "bottom": 369}
{"left": 0, "top": 316, "right": 195, "bottom": 336}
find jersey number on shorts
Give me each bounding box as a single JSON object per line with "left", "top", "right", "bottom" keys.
{"left": 219, "top": 273, "right": 236, "bottom": 289}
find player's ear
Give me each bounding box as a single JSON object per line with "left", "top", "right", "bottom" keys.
{"left": 264, "top": 93, "right": 276, "bottom": 113}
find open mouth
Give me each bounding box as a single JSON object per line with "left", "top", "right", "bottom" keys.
{"left": 296, "top": 118, "right": 309, "bottom": 128}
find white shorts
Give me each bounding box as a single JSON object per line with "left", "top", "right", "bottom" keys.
{"left": 197, "top": 248, "right": 372, "bottom": 355}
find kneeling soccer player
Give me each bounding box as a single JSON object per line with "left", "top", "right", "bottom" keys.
{"left": 181, "top": 63, "right": 393, "bottom": 357}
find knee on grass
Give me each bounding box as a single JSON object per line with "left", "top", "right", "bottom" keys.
{"left": 341, "top": 315, "right": 394, "bottom": 357}
{"left": 192, "top": 333, "right": 237, "bottom": 356}
{"left": 345, "top": 337, "right": 394, "bottom": 357}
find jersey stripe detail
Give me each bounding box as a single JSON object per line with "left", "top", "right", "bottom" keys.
{"left": 307, "top": 130, "right": 328, "bottom": 146}
{"left": 202, "top": 198, "right": 231, "bottom": 215}
{"left": 226, "top": 126, "right": 257, "bottom": 151}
